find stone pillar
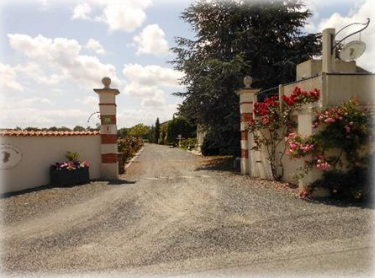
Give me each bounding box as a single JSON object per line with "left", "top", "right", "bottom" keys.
{"left": 322, "top": 28, "right": 336, "bottom": 73}
{"left": 94, "top": 77, "right": 120, "bottom": 180}
{"left": 236, "top": 76, "right": 260, "bottom": 175}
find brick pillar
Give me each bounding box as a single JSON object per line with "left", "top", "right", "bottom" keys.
{"left": 236, "top": 76, "right": 260, "bottom": 175}
{"left": 94, "top": 77, "right": 120, "bottom": 180}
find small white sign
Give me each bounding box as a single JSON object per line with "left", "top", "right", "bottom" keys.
{"left": 0, "top": 144, "right": 22, "bottom": 170}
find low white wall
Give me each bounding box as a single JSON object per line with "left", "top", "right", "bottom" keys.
{"left": 0, "top": 135, "right": 101, "bottom": 194}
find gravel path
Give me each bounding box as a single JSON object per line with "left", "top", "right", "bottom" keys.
{"left": 0, "top": 143, "right": 374, "bottom": 277}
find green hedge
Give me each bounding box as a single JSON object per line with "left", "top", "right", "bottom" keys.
{"left": 180, "top": 138, "right": 197, "bottom": 149}
{"left": 117, "top": 136, "right": 144, "bottom": 174}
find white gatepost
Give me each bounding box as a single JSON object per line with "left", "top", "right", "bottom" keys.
{"left": 236, "top": 76, "right": 260, "bottom": 175}
{"left": 94, "top": 77, "right": 120, "bottom": 180}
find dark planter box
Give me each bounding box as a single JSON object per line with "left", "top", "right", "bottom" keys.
{"left": 50, "top": 167, "right": 89, "bottom": 186}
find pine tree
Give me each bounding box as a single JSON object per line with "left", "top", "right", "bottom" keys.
{"left": 155, "top": 117, "right": 160, "bottom": 144}
{"left": 171, "top": 0, "right": 321, "bottom": 155}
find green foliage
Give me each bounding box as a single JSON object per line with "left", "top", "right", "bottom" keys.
{"left": 180, "top": 137, "right": 198, "bottom": 149}
{"left": 73, "top": 125, "right": 86, "bottom": 132}
{"left": 287, "top": 100, "right": 374, "bottom": 201}
{"left": 171, "top": 0, "right": 321, "bottom": 156}
{"left": 166, "top": 117, "right": 195, "bottom": 144}
{"left": 159, "top": 122, "right": 169, "bottom": 145}
{"left": 311, "top": 163, "right": 373, "bottom": 202}
{"left": 117, "top": 137, "right": 144, "bottom": 174}
{"left": 145, "top": 125, "right": 156, "bottom": 143}
{"left": 117, "top": 127, "right": 129, "bottom": 138}
{"left": 155, "top": 118, "right": 161, "bottom": 144}
{"left": 48, "top": 126, "right": 72, "bottom": 131}
{"left": 128, "top": 124, "right": 151, "bottom": 138}
{"left": 247, "top": 88, "right": 319, "bottom": 180}
{"left": 24, "top": 127, "right": 41, "bottom": 131}
{"left": 313, "top": 100, "right": 373, "bottom": 167}
{"left": 66, "top": 151, "right": 80, "bottom": 162}
{"left": 201, "top": 131, "right": 221, "bottom": 156}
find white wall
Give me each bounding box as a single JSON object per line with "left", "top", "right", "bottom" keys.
{"left": 0, "top": 135, "right": 101, "bottom": 194}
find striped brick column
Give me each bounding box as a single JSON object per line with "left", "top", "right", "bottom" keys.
{"left": 236, "top": 76, "right": 260, "bottom": 175}
{"left": 94, "top": 77, "right": 120, "bottom": 180}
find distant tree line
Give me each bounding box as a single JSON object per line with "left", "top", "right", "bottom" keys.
{"left": 117, "top": 117, "right": 196, "bottom": 145}
{"left": 1, "top": 125, "right": 95, "bottom": 132}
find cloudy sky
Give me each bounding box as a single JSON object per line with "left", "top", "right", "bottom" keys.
{"left": 0, "top": 0, "right": 373, "bottom": 129}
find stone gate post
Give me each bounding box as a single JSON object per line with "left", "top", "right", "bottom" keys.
{"left": 236, "top": 76, "right": 260, "bottom": 175}
{"left": 94, "top": 77, "right": 120, "bottom": 180}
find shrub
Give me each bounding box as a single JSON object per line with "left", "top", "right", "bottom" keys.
{"left": 180, "top": 138, "right": 197, "bottom": 149}
{"left": 66, "top": 151, "right": 80, "bottom": 162}
{"left": 247, "top": 87, "right": 319, "bottom": 180}
{"left": 117, "top": 136, "right": 144, "bottom": 174}
{"left": 286, "top": 100, "right": 374, "bottom": 201}
{"left": 201, "top": 133, "right": 221, "bottom": 156}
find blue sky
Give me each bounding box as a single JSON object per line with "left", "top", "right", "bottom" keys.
{"left": 0, "top": 0, "right": 373, "bottom": 129}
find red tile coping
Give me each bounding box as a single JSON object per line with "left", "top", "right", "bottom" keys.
{"left": 0, "top": 131, "right": 100, "bottom": 137}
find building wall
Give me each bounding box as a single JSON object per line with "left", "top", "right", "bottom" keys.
{"left": 0, "top": 135, "right": 101, "bottom": 194}
{"left": 325, "top": 74, "right": 374, "bottom": 106}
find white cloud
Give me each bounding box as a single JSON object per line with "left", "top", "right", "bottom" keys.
{"left": 122, "top": 64, "right": 183, "bottom": 109}
{"left": 72, "top": 3, "right": 93, "bottom": 20}
{"left": 85, "top": 38, "right": 106, "bottom": 55}
{"left": 117, "top": 104, "right": 178, "bottom": 128}
{"left": 72, "top": 0, "right": 152, "bottom": 33}
{"left": 316, "top": 0, "right": 374, "bottom": 72}
{"left": 83, "top": 95, "right": 98, "bottom": 106}
{"left": 121, "top": 63, "right": 183, "bottom": 121}
{"left": 7, "top": 34, "right": 121, "bottom": 88}
{"left": 38, "top": 0, "right": 51, "bottom": 11}
{"left": 0, "top": 95, "right": 93, "bottom": 128}
{"left": 0, "top": 63, "right": 24, "bottom": 91}
{"left": 133, "top": 24, "right": 170, "bottom": 56}
{"left": 122, "top": 64, "right": 183, "bottom": 88}
{"left": 140, "top": 89, "right": 166, "bottom": 108}
{"left": 14, "top": 62, "right": 65, "bottom": 85}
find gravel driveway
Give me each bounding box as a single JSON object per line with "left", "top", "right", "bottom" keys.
{"left": 0, "top": 143, "right": 374, "bottom": 277}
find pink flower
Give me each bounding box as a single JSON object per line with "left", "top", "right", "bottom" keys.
{"left": 316, "top": 162, "right": 332, "bottom": 171}
{"left": 324, "top": 118, "right": 335, "bottom": 123}
{"left": 345, "top": 125, "right": 351, "bottom": 133}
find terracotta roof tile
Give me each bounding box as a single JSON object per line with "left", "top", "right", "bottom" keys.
{"left": 0, "top": 131, "right": 100, "bottom": 137}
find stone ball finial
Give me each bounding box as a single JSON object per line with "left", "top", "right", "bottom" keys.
{"left": 243, "top": 76, "right": 252, "bottom": 88}
{"left": 102, "top": 77, "right": 111, "bottom": 88}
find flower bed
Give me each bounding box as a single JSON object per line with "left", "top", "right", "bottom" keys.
{"left": 50, "top": 152, "right": 90, "bottom": 186}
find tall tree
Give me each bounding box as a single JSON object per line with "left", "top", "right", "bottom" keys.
{"left": 166, "top": 116, "right": 195, "bottom": 144}
{"left": 128, "top": 123, "right": 151, "bottom": 138}
{"left": 73, "top": 125, "right": 86, "bottom": 132}
{"left": 155, "top": 117, "right": 161, "bottom": 144}
{"left": 171, "top": 0, "right": 321, "bottom": 155}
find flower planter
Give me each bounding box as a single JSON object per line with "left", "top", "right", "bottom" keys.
{"left": 50, "top": 167, "right": 89, "bottom": 186}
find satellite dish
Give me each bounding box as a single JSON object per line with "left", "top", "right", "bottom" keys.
{"left": 339, "top": 40, "right": 366, "bottom": 61}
